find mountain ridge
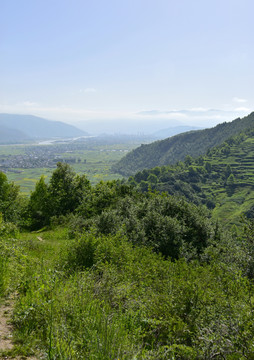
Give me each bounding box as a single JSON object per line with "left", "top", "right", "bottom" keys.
{"left": 112, "top": 112, "right": 254, "bottom": 176}
{"left": 0, "top": 114, "right": 88, "bottom": 142}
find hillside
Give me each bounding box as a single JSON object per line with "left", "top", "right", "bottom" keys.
{"left": 129, "top": 127, "right": 254, "bottom": 226}
{"left": 0, "top": 125, "right": 30, "bottom": 144}
{"left": 113, "top": 112, "right": 254, "bottom": 176}
{"left": 0, "top": 113, "right": 88, "bottom": 142}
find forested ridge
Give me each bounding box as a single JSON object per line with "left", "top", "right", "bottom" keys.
{"left": 113, "top": 112, "right": 254, "bottom": 176}
{"left": 1, "top": 158, "right": 254, "bottom": 359}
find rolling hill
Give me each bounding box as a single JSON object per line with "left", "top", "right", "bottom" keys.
{"left": 113, "top": 112, "right": 254, "bottom": 176}
{"left": 0, "top": 114, "right": 88, "bottom": 142}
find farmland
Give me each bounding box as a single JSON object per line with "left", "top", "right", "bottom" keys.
{"left": 0, "top": 137, "right": 148, "bottom": 194}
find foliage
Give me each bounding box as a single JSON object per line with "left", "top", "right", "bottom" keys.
{"left": 28, "top": 176, "right": 51, "bottom": 229}
{"left": 0, "top": 171, "right": 20, "bottom": 221}
{"left": 66, "top": 188, "right": 215, "bottom": 261}
{"left": 28, "top": 163, "right": 91, "bottom": 229}
{"left": 4, "top": 228, "right": 254, "bottom": 359}
{"left": 2, "top": 159, "right": 254, "bottom": 358}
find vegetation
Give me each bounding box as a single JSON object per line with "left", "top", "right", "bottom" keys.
{"left": 113, "top": 112, "right": 254, "bottom": 176}
{"left": 2, "top": 112, "right": 254, "bottom": 359}
{"left": 0, "top": 160, "right": 254, "bottom": 359}
{"left": 126, "top": 126, "right": 254, "bottom": 226}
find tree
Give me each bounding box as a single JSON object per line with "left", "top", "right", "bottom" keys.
{"left": 184, "top": 155, "right": 193, "bottom": 166}
{"left": 226, "top": 173, "right": 235, "bottom": 186}
{"left": 0, "top": 171, "right": 19, "bottom": 221}
{"left": 48, "top": 162, "right": 90, "bottom": 217}
{"left": 148, "top": 173, "right": 158, "bottom": 184}
{"left": 205, "top": 162, "right": 212, "bottom": 173}
{"left": 226, "top": 173, "right": 235, "bottom": 196}
{"left": 29, "top": 176, "right": 50, "bottom": 228}
{"left": 225, "top": 164, "right": 232, "bottom": 178}
{"left": 28, "top": 163, "right": 91, "bottom": 228}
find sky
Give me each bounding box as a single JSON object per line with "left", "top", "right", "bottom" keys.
{"left": 0, "top": 0, "right": 253, "bottom": 133}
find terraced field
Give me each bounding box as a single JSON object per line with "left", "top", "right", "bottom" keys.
{"left": 131, "top": 131, "right": 254, "bottom": 227}
{"left": 199, "top": 136, "right": 254, "bottom": 226}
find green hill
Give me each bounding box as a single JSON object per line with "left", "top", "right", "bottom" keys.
{"left": 113, "top": 112, "right": 254, "bottom": 176}
{"left": 129, "top": 126, "right": 254, "bottom": 226}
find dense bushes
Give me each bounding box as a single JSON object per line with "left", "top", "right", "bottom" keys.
{"left": 65, "top": 192, "right": 215, "bottom": 260}
{"left": 25, "top": 163, "right": 219, "bottom": 261}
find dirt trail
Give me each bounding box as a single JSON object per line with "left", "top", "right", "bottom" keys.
{"left": 0, "top": 294, "right": 39, "bottom": 359}
{"left": 0, "top": 295, "right": 14, "bottom": 354}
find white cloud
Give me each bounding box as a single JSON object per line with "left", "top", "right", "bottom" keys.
{"left": 234, "top": 107, "right": 251, "bottom": 112}
{"left": 233, "top": 97, "right": 248, "bottom": 103}
{"left": 17, "top": 101, "right": 39, "bottom": 107}
{"left": 189, "top": 107, "right": 209, "bottom": 112}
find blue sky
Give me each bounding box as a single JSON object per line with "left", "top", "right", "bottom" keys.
{"left": 0, "top": 0, "right": 253, "bottom": 132}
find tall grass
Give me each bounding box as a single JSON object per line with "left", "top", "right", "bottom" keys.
{"left": 0, "top": 254, "right": 8, "bottom": 296}
{"left": 0, "top": 218, "right": 19, "bottom": 297}
{"left": 14, "top": 266, "right": 141, "bottom": 359}
{"left": 9, "top": 231, "right": 254, "bottom": 359}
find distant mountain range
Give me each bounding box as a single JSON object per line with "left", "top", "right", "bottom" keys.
{"left": 112, "top": 112, "right": 254, "bottom": 176}
{"left": 152, "top": 125, "right": 201, "bottom": 139}
{"left": 0, "top": 114, "right": 88, "bottom": 143}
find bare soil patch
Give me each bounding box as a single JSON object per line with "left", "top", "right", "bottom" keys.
{"left": 0, "top": 294, "right": 39, "bottom": 360}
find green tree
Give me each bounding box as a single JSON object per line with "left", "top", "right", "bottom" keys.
{"left": 226, "top": 173, "right": 235, "bottom": 196}
{"left": 184, "top": 155, "right": 193, "bottom": 166}
{"left": 205, "top": 161, "right": 212, "bottom": 173}
{"left": 148, "top": 173, "right": 158, "bottom": 184}
{"left": 28, "top": 176, "right": 50, "bottom": 229}
{"left": 0, "top": 171, "right": 19, "bottom": 221}
{"left": 225, "top": 164, "right": 232, "bottom": 178}
{"left": 28, "top": 163, "right": 91, "bottom": 228}
{"left": 48, "top": 162, "right": 90, "bottom": 217}
{"left": 226, "top": 173, "right": 235, "bottom": 186}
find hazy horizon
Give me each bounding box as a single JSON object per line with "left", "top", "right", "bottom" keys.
{"left": 1, "top": 1, "right": 253, "bottom": 131}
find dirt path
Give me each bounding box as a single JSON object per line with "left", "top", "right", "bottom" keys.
{"left": 0, "top": 295, "right": 14, "bottom": 354}
{"left": 0, "top": 294, "right": 39, "bottom": 360}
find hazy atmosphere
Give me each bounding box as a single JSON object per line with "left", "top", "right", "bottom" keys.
{"left": 1, "top": 0, "right": 253, "bottom": 133}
